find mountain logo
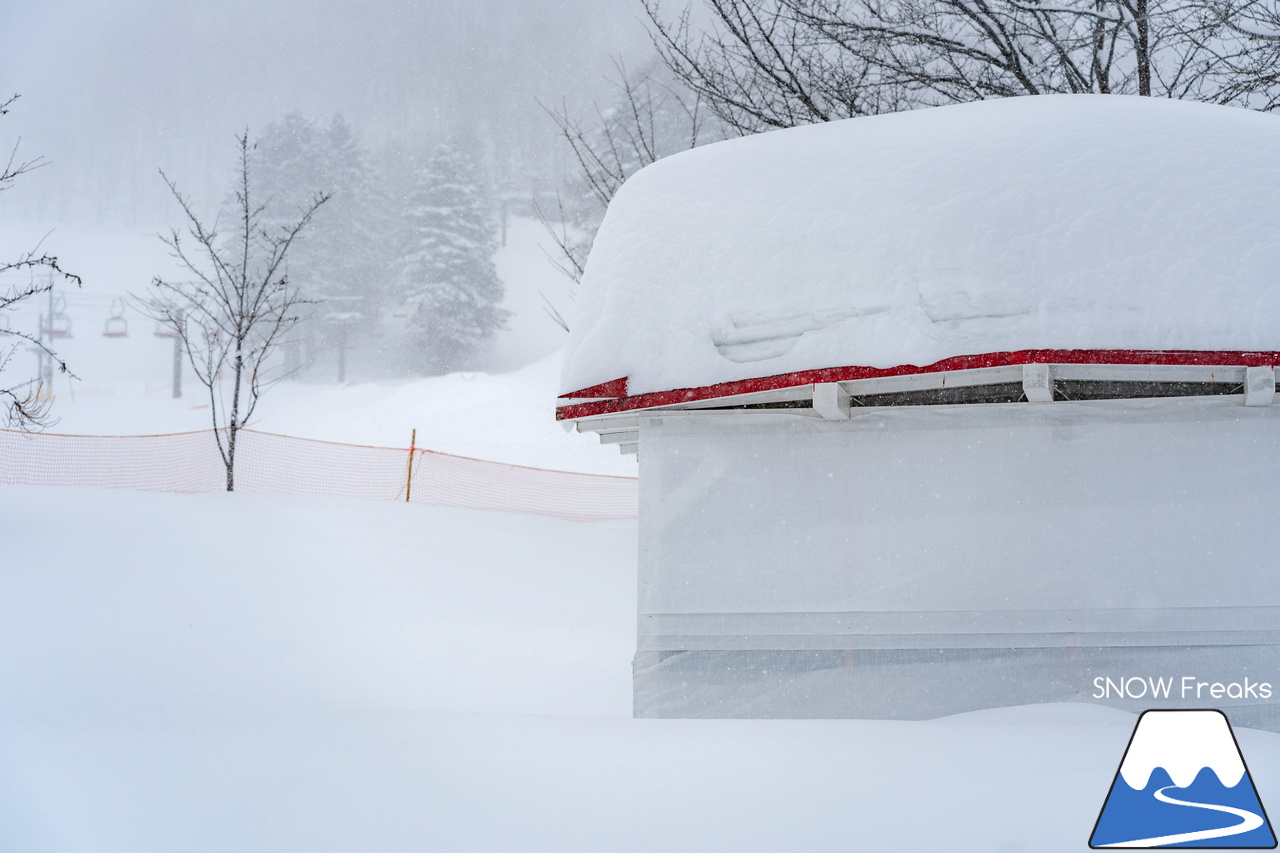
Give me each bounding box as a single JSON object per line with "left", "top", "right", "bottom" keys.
{"left": 1090, "top": 709, "right": 1276, "bottom": 848}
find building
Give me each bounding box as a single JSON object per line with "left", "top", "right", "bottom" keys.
{"left": 557, "top": 95, "right": 1280, "bottom": 729}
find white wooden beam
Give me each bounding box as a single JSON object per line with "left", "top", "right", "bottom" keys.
{"left": 1022, "top": 363, "right": 1053, "bottom": 403}
{"left": 1244, "top": 366, "right": 1276, "bottom": 407}
{"left": 570, "top": 415, "right": 642, "bottom": 433}
{"left": 813, "top": 382, "right": 851, "bottom": 419}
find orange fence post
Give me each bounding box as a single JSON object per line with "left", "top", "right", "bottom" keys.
{"left": 405, "top": 428, "right": 417, "bottom": 503}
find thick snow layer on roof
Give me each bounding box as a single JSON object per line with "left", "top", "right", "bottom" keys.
{"left": 561, "top": 95, "right": 1280, "bottom": 397}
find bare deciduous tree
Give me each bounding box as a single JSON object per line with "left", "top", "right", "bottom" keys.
{"left": 0, "top": 94, "right": 79, "bottom": 430}
{"left": 1193, "top": 0, "right": 1280, "bottom": 105}
{"left": 642, "top": 1, "right": 902, "bottom": 132}
{"left": 145, "top": 131, "right": 329, "bottom": 491}
{"left": 529, "top": 191, "right": 583, "bottom": 330}
{"left": 643, "top": 0, "right": 1280, "bottom": 134}
{"left": 539, "top": 59, "right": 725, "bottom": 320}
{"left": 545, "top": 59, "right": 719, "bottom": 210}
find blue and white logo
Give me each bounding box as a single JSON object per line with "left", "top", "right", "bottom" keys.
{"left": 1091, "top": 709, "right": 1276, "bottom": 848}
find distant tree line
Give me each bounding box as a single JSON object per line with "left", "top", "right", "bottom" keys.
{"left": 249, "top": 114, "right": 506, "bottom": 379}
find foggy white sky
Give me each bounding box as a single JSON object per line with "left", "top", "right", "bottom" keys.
{"left": 1, "top": 0, "right": 653, "bottom": 225}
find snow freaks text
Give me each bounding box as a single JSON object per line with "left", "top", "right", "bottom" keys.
{"left": 1093, "top": 677, "right": 1273, "bottom": 701}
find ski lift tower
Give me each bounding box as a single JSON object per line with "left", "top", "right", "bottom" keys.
{"left": 557, "top": 95, "right": 1280, "bottom": 732}
{"left": 322, "top": 296, "right": 362, "bottom": 383}
{"left": 37, "top": 284, "right": 72, "bottom": 395}
{"left": 154, "top": 312, "right": 184, "bottom": 399}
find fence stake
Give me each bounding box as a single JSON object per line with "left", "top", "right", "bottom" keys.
{"left": 405, "top": 428, "right": 417, "bottom": 502}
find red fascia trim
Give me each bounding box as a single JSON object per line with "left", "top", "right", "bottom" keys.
{"left": 557, "top": 377, "right": 628, "bottom": 400}
{"left": 555, "top": 349, "right": 1280, "bottom": 420}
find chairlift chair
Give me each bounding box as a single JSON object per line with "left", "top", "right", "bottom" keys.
{"left": 103, "top": 299, "right": 129, "bottom": 338}
{"left": 43, "top": 314, "right": 72, "bottom": 339}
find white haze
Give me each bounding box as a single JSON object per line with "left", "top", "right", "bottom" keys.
{"left": 0, "top": 0, "right": 652, "bottom": 226}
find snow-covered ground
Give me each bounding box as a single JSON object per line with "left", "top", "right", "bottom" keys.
{"left": 8, "top": 484, "right": 1276, "bottom": 852}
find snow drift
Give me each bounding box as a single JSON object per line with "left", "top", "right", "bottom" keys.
{"left": 562, "top": 95, "right": 1280, "bottom": 397}
{"left": 2, "top": 485, "right": 1225, "bottom": 852}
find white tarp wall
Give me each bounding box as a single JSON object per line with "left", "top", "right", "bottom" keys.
{"left": 635, "top": 397, "right": 1280, "bottom": 728}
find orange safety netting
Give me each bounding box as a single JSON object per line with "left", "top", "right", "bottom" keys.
{"left": 0, "top": 428, "right": 638, "bottom": 522}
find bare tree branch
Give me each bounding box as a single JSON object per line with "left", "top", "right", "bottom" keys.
{"left": 0, "top": 94, "right": 79, "bottom": 430}
{"left": 641, "top": 0, "right": 1280, "bottom": 130}
{"left": 538, "top": 60, "right": 729, "bottom": 328}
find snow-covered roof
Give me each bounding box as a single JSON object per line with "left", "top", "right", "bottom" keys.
{"left": 560, "top": 95, "right": 1280, "bottom": 399}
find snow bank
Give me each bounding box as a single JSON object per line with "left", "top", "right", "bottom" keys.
{"left": 562, "top": 95, "right": 1280, "bottom": 396}
{"left": 8, "top": 485, "right": 1271, "bottom": 851}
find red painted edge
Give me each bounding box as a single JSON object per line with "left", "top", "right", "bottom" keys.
{"left": 557, "top": 376, "right": 628, "bottom": 400}
{"left": 555, "top": 349, "right": 1280, "bottom": 420}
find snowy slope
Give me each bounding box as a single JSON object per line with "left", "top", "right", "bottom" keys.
{"left": 487, "top": 216, "right": 576, "bottom": 372}
{"left": 7, "top": 485, "right": 1278, "bottom": 852}
{"left": 563, "top": 95, "right": 1280, "bottom": 396}
{"left": 37, "top": 351, "right": 635, "bottom": 476}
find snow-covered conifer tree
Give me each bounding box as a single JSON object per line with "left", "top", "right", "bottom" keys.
{"left": 253, "top": 114, "right": 393, "bottom": 377}
{"left": 311, "top": 116, "right": 393, "bottom": 321}
{"left": 253, "top": 114, "right": 327, "bottom": 284}
{"left": 395, "top": 143, "right": 507, "bottom": 374}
